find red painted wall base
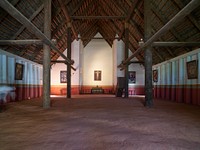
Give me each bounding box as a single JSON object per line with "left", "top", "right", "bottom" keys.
{"left": 154, "top": 85, "right": 200, "bottom": 106}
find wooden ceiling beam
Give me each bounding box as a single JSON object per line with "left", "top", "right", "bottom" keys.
{"left": 79, "top": 37, "right": 120, "bottom": 40}
{"left": 151, "top": 1, "right": 192, "bottom": 53}
{"left": 0, "top": 0, "right": 74, "bottom": 65}
{"left": 0, "top": 39, "right": 58, "bottom": 45}
{"left": 83, "top": 27, "right": 99, "bottom": 47}
{"left": 172, "top": 0, "right": 200, "bottom": 32}
{"left": 10, "top": 4, "right": 44, "bottom": 40}
{"left": 152, "top": 42, "right": 200, "bottom": 47}
{"left": 0, "top": 0, "right": 20, "bottom": 22}
{"left": 119, "top": 0, "right": 200, "bottom": 67}
{"left": 80, "top": 20, "right": 98, "bottom": 37}
{"left": 151, "top": 26, "right": 175, "bottom": 57}
{"left": 57, "top": 0, "right": 78, "bottom": 40}
{"left": 114, "top": 0, "right": 143, "bottom": 40}
{"left": 119, "top": 0, "right": 141, "bottom": 39}
{"left": 71, "top": 16, "right": 125, "bottom": 20}
{"left": 98, "top": 0, "right": 123, "bottom": 36}
{"left": 70, "top": 0, "right": 85, "bottom": 16}
{"left": 0, "top": 39, "right": 43, "bottom": 45}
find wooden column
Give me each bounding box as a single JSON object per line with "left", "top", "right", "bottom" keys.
{"left": 124, "top": 23, "right": 129, "bottom": 98}
{"left": 67, "top": 23, "right": 72, "bottom": 98}
{"left": 144, "top": 0, "right": 153, "bottom": 107}
{"left": 43, "top": 0, "right": 51, "bottom": 108}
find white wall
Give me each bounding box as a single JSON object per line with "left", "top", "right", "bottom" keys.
{"left": 51, "top": 39, "right": 82, "bottom": 86}
{"left": 0, "top": 49, "right": 42, "bottom": 85}
{"left": 0, "top": 49, "right": 43, "bottom": 101}
{"left": 83, "top": 37, "right": 113, "bottom": 86}
{"left": 128, "top": 57, "right": 145, "bottom": 86}
{"left": 113, "top": 39, "right": 125, "bottom": 86}
{"left": 153, "top": 48, "right": 200, "bottom": 86}
{"left": 113, "top": 39, "right": 145, "bottom": 87}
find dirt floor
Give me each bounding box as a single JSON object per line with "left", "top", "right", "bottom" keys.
{"left": 0, "top": 95, "right": 200, "bottom": 150}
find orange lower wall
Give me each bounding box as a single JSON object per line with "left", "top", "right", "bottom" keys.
{"left": 51, "top": 85, "right": 114, "bottom": 95}
{"left": 51, "top": 85, "right": 145, "bottom": 95}
{"left": 51, "top": 85, "right": 80, "bottom": 95}
{"left": 154, "top": 85, "right": 200, "bottom": 105}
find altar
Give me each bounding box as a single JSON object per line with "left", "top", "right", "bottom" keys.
{"left": 91, "top": 86, "right": 104, "bottom": 94}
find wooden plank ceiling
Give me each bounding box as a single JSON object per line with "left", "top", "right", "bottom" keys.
{"left": 0, "top": 0, "right": 200, "bottom": 65}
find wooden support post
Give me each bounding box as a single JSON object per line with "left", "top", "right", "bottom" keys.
{"left": 43, "top": 0, "right": 51, "bottom": 108}
{"left": 124, "top": 23, "right": 129, "bottom": 98}
{"left": 144, "top": 0, "right": 153, "bottom": 107}
{"left": 67, "top": 23, "right": 72, "bottom": 98}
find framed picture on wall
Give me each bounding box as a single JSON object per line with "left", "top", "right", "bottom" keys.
{"left": 128, "top": 71, "right": 136, "bottom": 83}
{"left": 15, "top": 63, "right": 24, "bottom": 80}
{"left": 60, "top": 71, "right": 67, "bottom": 83}
{"left": 186, "top": 60, "right": 198, "bottom": 79}
{"left": 153, "top": 69, "right": 158, "bottom": 82}
{"left": 94, "top": 70, "right": 101, "bottom": 81}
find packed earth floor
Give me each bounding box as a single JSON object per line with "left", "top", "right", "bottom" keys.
{"left": 0, "top": 95, "right": 200, "bottom": 150}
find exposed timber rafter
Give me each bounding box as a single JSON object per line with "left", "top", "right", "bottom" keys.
{"left": 118, "top": 0, "right": 200, "bottom": 68}
{"left": 57, "top": 0, "right": 78, "bottom": 40}
{"left": 152, "top": 42, "right": 200, "bottom": 47}
{"left": 0, "top": 0, "right": 74, "bottom": 65}
{"left": 0, "top": 39, "right": 57, "bottom": 45}
{"left": 119, "top": 0, "right": 141, "bottom": 39}
{"left": 71, "top": 16, "right": 126, "bottom": 20}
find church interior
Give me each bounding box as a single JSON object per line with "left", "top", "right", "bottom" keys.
{"left": 0, "top": 0, "right": 200, "bottom": 149}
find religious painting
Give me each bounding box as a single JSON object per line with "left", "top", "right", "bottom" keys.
{"left": 15, "top": 63, "right": 24, "bottom": 80}
{"left": 153, "top": 69, "right": 158, "bottom": 82}
{"left": 60, "top": 71, "right": 67, "bottom": 83}
{"left": 186, "top": 60, "right": 198, "bottom": 79}
{"left": 128, "top": 71, "right": 136, "bottom": 83}
{"left": 94, "top": 70, "right": 101, "bottom": 81}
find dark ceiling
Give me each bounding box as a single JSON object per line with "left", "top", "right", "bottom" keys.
{"left": 0, "top": 0, "right": 200, "bottom": 65}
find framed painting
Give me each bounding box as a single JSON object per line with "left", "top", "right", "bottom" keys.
{"left": 186, "top": 60, "right": 198, "bottom": 79}
{"left": 128, "top": 71, "right": 136, "bottom": 83}
{"left": 15, "top": 63, "right": 24, "bottom": 80}
{"left": 94, "top": 70, "right": 101, "bottom": 81}
{"left": 60, "top": 71, "right": 67, "bottom": 83}
{"left": 153, "top": 69, "right": 158, "bottom": 82}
